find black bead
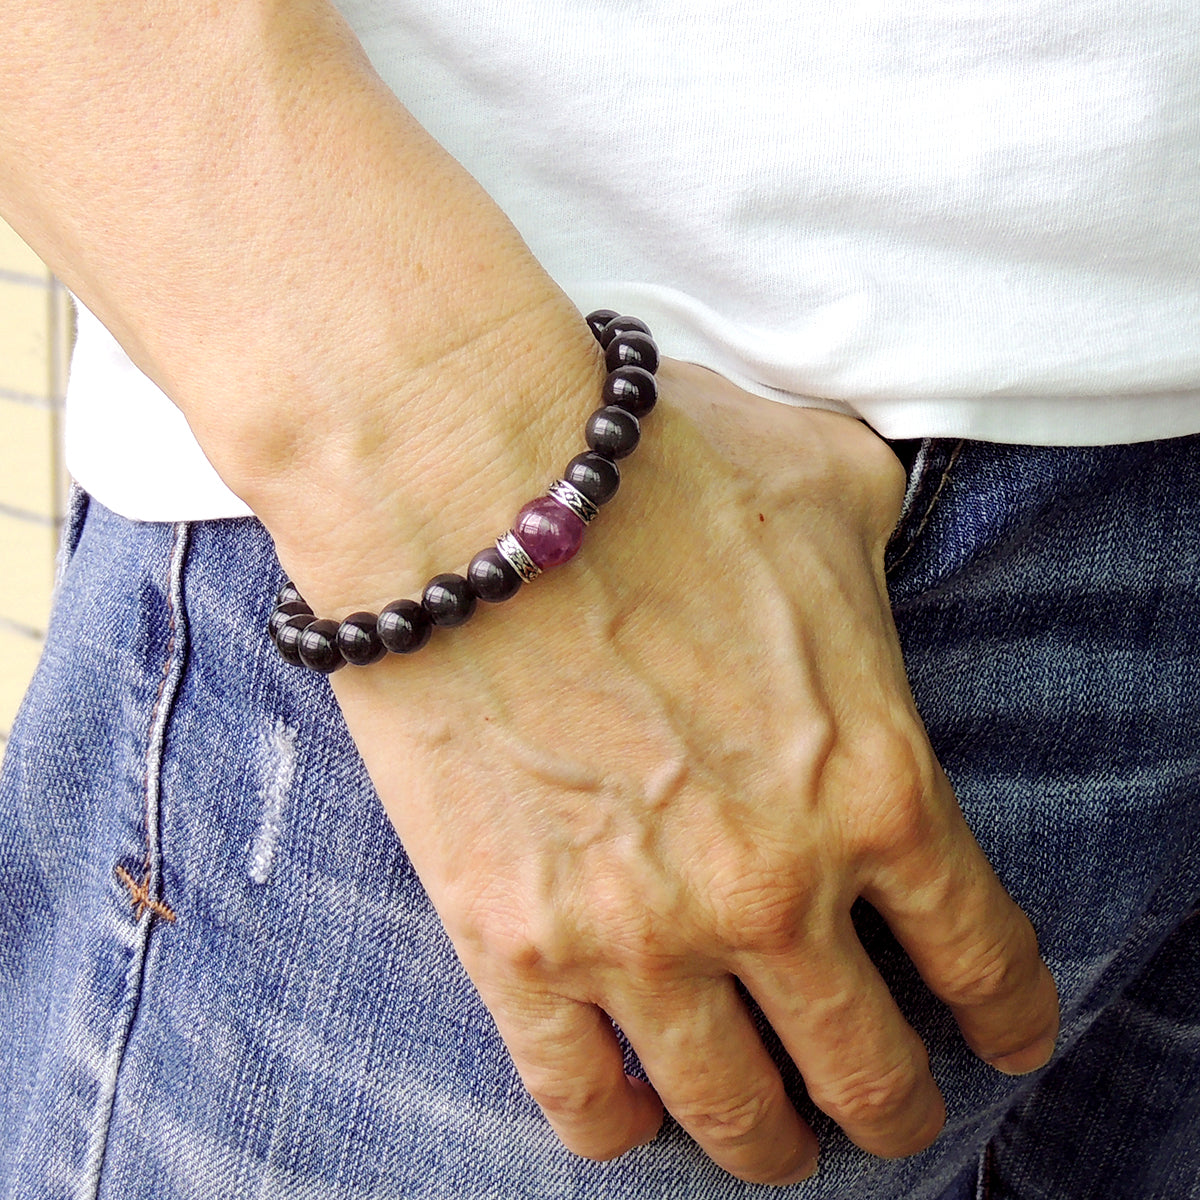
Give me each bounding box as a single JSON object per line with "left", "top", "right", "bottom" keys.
{"left": 604, "top": 331, "right": 659, "bottom": 376}
{"left": 274, "top": 611, "right": 316, "bottom": 666}
{"left": 269, "top": 599, "right": 313, "bottom": 639}
{"left": 602, "top": 365, "right": 658, "bottom": 417}
{"left": 378, "top": 599, "right": 432, "bottom": 654}
{"left": 337, "top": 611, "right": 387, "bottom": 666}
{"left": 585, "top": 406, "right": 641, "bottom": 459}
{"left": 585, "top": 308, "right": 621, "bottom": 341}
{"left": 298, "top": 617, "right": 345, "bottom": 674}
{"left": 423, "top": 572, "right": 477, "bottom": 626}
{"left": 468, "top": 547, "right": 523, "bottom": 603}
{"left": 563, "top": 451, "right": 621, "bottom": 506}
{"left": 276, "top": 580, "right": 305, "bottom": 606}
{"left": 599, "top": 315, "right": 651, "bottom": 347}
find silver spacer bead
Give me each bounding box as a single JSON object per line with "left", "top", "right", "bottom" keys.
{"left": 495, "top": 531, "right": 542, "bottom": 583}
{"left": 547, "top": 479, "right": 600, "bottom": 525}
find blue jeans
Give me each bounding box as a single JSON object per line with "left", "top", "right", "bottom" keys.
{"left": 2, "top": 437, "right": 1199, "bottom": 1199}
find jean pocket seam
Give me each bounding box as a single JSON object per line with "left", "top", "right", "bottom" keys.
{"left": 886, "top": 438, "right": 965, "bottom": 578}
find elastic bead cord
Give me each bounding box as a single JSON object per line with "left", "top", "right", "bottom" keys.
{"left": 270, "top": 311, "right": 659, "bottom": 672}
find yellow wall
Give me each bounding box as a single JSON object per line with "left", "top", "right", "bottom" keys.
{"left": 0, "top": 218, "right": 72, "bottom": 759}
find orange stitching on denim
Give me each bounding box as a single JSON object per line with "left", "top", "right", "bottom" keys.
{"left": 115, "top": 864, "right": 178, "bottom": 923}
{"left": 886, "top": 439, "right": 965, "bottom": 577}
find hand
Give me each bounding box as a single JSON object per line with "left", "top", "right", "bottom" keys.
{"left": 313, "top": 358, "right": 1060, "bottom": 1186}
{"left": 0, "top": 0, "right": 1058, "bottom": 1175}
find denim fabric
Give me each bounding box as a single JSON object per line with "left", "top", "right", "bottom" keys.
{"left": 2, "top": 436, "right": 1199, "bottom": 1200}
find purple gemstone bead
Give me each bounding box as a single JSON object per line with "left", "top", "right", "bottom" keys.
{"left": 513, "top": 495, "right": 586, "bottom": 569}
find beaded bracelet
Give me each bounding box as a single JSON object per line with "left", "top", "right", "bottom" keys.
{"left": 269, "top": 310, "right": 659, "bottom": 673}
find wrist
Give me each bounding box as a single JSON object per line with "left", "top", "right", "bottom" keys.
{"left": 268, "top": 309, "right": 662, "bottom": 672}
{"left": 245, "top": 293, "right": 609, "bottom": 617}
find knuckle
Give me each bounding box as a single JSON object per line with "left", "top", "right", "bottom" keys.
{"left": 718, "top": 884, "right": 807, "bottom": 957}
{"left": 704, "top": 851, "right": 819, "bottom": 957}
{"left": 622, "top": 946, "right": 678, "bottom": 987}
{"left": 529, "top": 1075, "right": 614, "bottom": 1129}
{"left": 477, "top": 917, "right": 552, "bottom": 974}
{"left": 810, "top": 1050, "right": 926, "bottom": 1132}
{"left": 942, "top": 922, "right": 1040, "bottom": 1008}
{"left": 528, "top": 1075, "right": 644, "bottom": 1162}
{"left": 674, "top": 1083, "right": 780, "bottom": 1148}
{"left": 845, "top": 725, "right": 921, "bottom": 785}
{"left": 842, "top": 732, "right": 938, "bottom": 861}
{"left": 575, "top": 876, "right": 677, "bottom": 978}
{"left": 609, "top": 918, "right": 677, "bottom": 981}
{"left": 450, "top": 891, "right": 549, "bottom": 973}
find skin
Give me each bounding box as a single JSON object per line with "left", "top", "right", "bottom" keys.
{"left": 0, "top": 1, "right": 1059, "bottom": 1186}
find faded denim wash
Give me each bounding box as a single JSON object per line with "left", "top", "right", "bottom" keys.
{"left": 2, "top": 435, "right": 1199, "bottom": 1199}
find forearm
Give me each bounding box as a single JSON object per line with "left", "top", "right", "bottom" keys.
{"left": 0, "top": 0, "right": 599, "bottom": 604}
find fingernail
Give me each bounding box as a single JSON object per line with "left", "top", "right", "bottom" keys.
{"left": 989, "top": 1035, "right": 1056, "bottom": 1076}
{"left": 631, "top": 1122, "right": 660, "bottom": 1149}
{"left": 772, "top": 1153, "right": 819, "bottom": 1186}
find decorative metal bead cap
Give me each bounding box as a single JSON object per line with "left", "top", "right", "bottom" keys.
{"left": 547, "top": 479, "right": 600, "bottom": 525}
{"left": 495, "top": 531, "right": 543, "bottom": 583}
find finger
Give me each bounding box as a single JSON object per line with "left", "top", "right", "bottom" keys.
{"left": 739, "top": 916, "right": 947, "bottom": 1158}
{"left": 486, "top": 990, "right": 664, "bottom": 1160}
{"left": 863, "top": 764, "right": 1060, "bottom": 1074}
{"left": 613, "top": 976, "right": 819, "bottom": 1186}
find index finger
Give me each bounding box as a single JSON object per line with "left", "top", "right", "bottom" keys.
{"left": 485, "top": 987, "right": 666, "bottom": 1161}
{"left": 610, "top": 975, "right": 820, "bottom": 1186}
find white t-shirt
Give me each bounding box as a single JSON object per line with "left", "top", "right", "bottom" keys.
{"left": 66, "top": 0, "right": 1200, "bottom": 521}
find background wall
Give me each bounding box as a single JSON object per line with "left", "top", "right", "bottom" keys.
{"left": 0, "top": 217, "right": 73, "bottom": 761}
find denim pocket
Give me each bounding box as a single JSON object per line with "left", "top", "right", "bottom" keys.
{"left": 884, "top": 438, "right": 965, "bottom": 577}
{"left": 53, "top": 482, "right": 91, "bottom": 589}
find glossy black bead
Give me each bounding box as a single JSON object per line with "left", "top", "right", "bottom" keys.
{"left": 276, "top": 580, "right": 305, "bottom": 606}
{"left": 585, "top": 308, "right": 621, "bottom": 341}
{"left": 298, "top": 617, "right": 345, "bottom": 674}
{"left": 468, "top": 547, "right": 523, "bottom": 603}
{"left": 602, "top": 365, "right": 658, "bottom": 417}
{"left": 422, "top": 572, "right": 477, "bottom": 627}
{"left": 563, "top": 451, "right": 621, "bottom": 506}
{"left": 599, "top": 315, "right": 652, "bottom": 347}
{"left": 337, "top": 611, "right": 387, "bottom": 666}
{"left": 274, "top": 611, "right": 316, "bottom": 666}
{"left": 585, "top": 405, "right": 641, "bottom": 459}
{"left": 378, "top": 599, "right": 433, "bottom": 654}
{"left": 269, "top": 599, "right": 313, "bottom": 640}
{"left": 604, "top": 331, "right": 659, "bottom": 376}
